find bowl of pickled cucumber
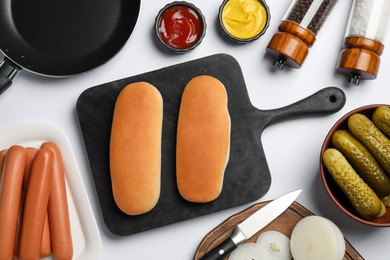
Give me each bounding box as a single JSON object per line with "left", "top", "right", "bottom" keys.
{"left": 320, "top": 105, "right": 390, "bottom": 226}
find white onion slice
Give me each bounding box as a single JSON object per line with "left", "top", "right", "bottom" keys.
{"left": 290, "top": 216, "right": 345, "bottom": 260}
{"left": 228, "top": 243, "right": 267, "bottom": 260}
{"left": 256, "top": 231, "right": 292, "bottom": 260}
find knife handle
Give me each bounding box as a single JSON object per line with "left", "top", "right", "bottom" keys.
{"left": 200, "top": 238, "right": 237, "bottom": 260}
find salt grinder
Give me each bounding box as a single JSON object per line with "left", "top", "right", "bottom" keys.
{"left": 337, "top": 0, "right": 390, "bottom": 85}
{"left": 266, "top": 0, "right": 338, "bottom": 69}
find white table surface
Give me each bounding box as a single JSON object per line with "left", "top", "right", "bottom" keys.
{"left": 1, "top": 0, "right": 389, "bottom": 259}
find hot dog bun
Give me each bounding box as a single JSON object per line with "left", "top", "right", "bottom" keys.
{"left": 110, "top": 82, "right": 163, "bottom": 215}
{"left": 176, "top": 75, "right": 231, "bottom": 203}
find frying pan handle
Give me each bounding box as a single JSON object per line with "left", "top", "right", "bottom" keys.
{"left": 0, "top": 57, "right": 21, "bottom": 96}
{"left": 261, "top": 87, "right": 346, "bottom": 126}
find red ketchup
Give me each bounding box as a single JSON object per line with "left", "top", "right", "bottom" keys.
{"left": 157, "top": 5, "right": 203, "bottom": 49}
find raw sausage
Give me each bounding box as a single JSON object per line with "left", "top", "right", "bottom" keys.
{"left": 13, "top": 148, "right": 38, "bottom": 259}
{"left": 41, "top": 142, "right": 73, "bottom": 260}
{"left": 19, "top": 148, "right": 54, "bottom": 260}
{"left": 0, "top": 149, "right": 6, "bottom": 169}
{"left": 21, "top": 147, "right": 52, "bottom": 257}
{"left": 0, "top": 145, "right": 27, "bottom": 260}
{"left": 13, "top": 147, "right": 38, "bottom": 259}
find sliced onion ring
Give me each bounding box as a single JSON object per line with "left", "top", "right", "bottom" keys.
{"left": 256, "top": 231, "right": 292, "bottom": 260}
{"left": 290, "top": 216, "right": 345, "bottom": 260}
{"left": 228, "top": 243, "right": 267, "bottom": 260}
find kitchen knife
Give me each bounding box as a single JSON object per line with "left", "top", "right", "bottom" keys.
{"left": 200, "top": 189, "right": 302, "bottom": 260}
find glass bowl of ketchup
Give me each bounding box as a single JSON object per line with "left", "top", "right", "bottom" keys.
{"left": 155, "top": 1, "right": 206, "bottom": 53}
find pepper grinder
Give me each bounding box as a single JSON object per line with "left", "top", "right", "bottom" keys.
{"left": 336, "top": 0, "right": 390, "bottom": 85}
{"left": 266, "top": 0, "right": 338, "bottom": 69}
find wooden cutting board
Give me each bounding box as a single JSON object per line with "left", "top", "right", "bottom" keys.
{"left": 76, "top": 53, "right": 346, "bottom": 236}
{"left": 195, "top": 201, "right": 363, "bottom": 259}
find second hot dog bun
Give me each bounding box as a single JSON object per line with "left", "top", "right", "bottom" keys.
{"left": 110, "top": 82, "right": 163, "bottom": 215}
{"left": 176, "top": 75, "right": 231, "bottom": 203}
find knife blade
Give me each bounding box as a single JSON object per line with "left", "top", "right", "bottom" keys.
{"left": 200, "top": 189, "right": 302, "bottom": 260}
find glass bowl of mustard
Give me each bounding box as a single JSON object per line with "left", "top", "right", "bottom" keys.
{"left": 219, "top": 0, "right": 270, "bottom": 43}
{"left": 155, "top": 1, "right": 207, "bottom": 53}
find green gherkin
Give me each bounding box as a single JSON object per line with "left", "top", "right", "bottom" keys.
{"left": 348, "top": 113, "right": 390, "bottom": 176}
{"left": 323, "top": 148, "right": 385, "bottom": 220}
{"left": 372, "top": 106, "right": 390, "bottom": 137}
{"left": 331, "top": 130, "right": 390, "bottom": 198}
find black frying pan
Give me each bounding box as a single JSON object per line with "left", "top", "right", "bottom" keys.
{"left": 76, "top": 54, "right": 346, "bottom": 236}
{"left": 0, "top": 0, "right": 141, "bottom": 95}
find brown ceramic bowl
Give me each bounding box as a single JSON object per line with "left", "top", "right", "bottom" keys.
{"left": 320, "top": 104, "right": 390, "bottom": 226}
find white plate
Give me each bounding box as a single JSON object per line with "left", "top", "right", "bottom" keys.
{"left": 0, "top": 123, "right": 101, "bottom": 260}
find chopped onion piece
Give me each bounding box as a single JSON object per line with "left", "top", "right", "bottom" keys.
{"left": 228, "top": 243, "right": 267, "bottom": 260}
{"left": 256, "top": 231, "right": 292, "bottom": 260}
{"left": 290, "top": 216, "right": 345, "bottom": 260}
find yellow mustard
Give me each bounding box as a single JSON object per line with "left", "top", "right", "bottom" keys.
{"left": 221, "top": 0, "right": 268, "bottom": 40}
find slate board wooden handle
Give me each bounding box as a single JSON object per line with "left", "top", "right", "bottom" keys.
{"left": 258, "top": 87, "right": 346, "bottom": 127}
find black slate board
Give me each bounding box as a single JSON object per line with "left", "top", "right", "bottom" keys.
{"left": 76, "top": 53, "right": 346, "bottom": 236}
